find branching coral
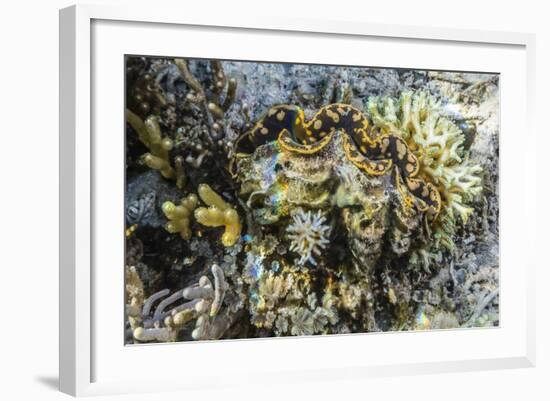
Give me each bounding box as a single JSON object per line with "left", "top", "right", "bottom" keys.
{"left": 287, "top": 209, "right": 331, "bottom": 266}
{"left": 126, "top": 109, "right": 186, "bottom": 187}
{"left": 367, "top": 91, "right": 483, "bottom": 251}
{"left": 126, "top": 109, "right": 173, "bottom": 177}
{"left": 194, "top": 183, "right": 242, "bottom": 247}
{"left": 162, "top": 193, "right": 198, "bottom": 240}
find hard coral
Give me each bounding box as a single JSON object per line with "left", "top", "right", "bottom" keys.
{"left": 194, "top": 184, "right": 242, "bottom": 247}
{"left": 126, "top": 109, "right": 179, "bottom": 181}
{"left": 162, "top": 193, "right": 198, "bottom": 240}
{"left": 367, "top": 91, "right": 483, "bottom": 250}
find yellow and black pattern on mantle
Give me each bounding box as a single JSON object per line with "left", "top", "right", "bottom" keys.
{"left": 233, "top": 103, "right": 441, "bottom": 219}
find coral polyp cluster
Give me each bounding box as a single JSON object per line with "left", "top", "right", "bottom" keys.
{"left": 125, "top": 57, "right": 499, "bottom": 344}
{"left": 367, "top": 91, "right": 483, "bottom": 251}
{"left": 287, "top": 209, "right": 331, "bottom": 266}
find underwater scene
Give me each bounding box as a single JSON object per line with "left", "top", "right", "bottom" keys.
{"left": 125, "top": 56, "right": 499, "bottom": 344}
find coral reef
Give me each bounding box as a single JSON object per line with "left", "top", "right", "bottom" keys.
{"left": 125, "top": 57, "right": 499, "bottom": 343}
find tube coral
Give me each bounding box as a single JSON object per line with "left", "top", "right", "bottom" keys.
{"left": 194, "top": 184, "right": 242, "bottom": 246}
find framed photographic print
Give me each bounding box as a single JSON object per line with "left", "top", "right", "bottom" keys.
{"left": 59, "top": 3, "right": 536, "bottom": 396}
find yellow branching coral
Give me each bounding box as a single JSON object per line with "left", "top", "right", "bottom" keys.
{"left": 367, "top": 91, "right": 483, "bottom": 250}
{"left": 126, "top": 109, "right": 186, "bottom": 186}
{"left": 194, "top": 184, "right": 242, "bottom": 247}
{"left": 162, "top": 194, "right": 198, "bottom": 240}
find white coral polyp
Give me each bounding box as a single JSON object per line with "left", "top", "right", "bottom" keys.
{"left": 287, "top": 209, "right": 331, "bottom": 266}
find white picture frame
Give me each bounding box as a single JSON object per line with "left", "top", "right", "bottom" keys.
{"left": 59, "top": 3, "right": 536, "bottom": 397}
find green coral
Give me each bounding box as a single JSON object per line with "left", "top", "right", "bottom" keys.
{"left": 367, "top": 91, "right": 483, "bottom": 252}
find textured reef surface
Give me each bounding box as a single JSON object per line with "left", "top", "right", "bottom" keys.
{"left": 125, "top": 57, "right": 499, "bottom": 343}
